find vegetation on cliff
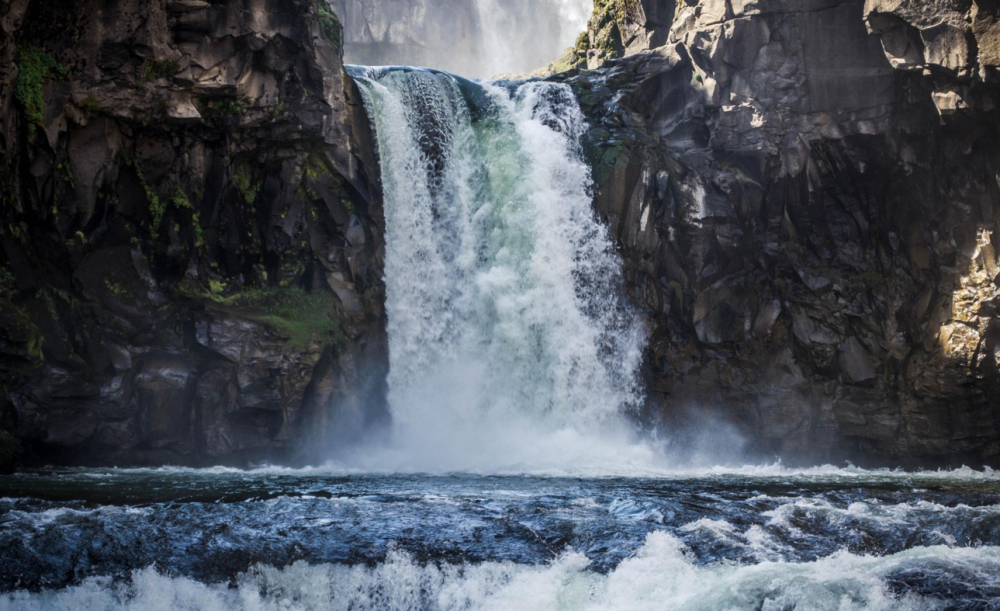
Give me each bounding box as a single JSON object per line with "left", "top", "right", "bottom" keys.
{"left": 0, "top": 0, "right": 386, "bottom": 467}
{"left": 14, "top": 45, "right": 66, "bottom": 133}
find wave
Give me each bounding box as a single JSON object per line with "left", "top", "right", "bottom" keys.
{"left": 2, "top": 532, "right": 996, "bottom": 611}
{"left": 31, "top": 462, "right": 1000, "bottom": 483}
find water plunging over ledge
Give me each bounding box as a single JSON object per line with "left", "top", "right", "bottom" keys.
{"left": 3, "top": 80, "right": 1000, "bottom": 599}
{"left": 344, "top": 66, "right": 653, "bottom": 474}
{"left": 336, "top": 0, "right": 594, "bottom": 78}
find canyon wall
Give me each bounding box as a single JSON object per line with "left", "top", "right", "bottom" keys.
{"left": 0, "top": 0, "right": 387, "bottom": 469}
{"left": 3, "top": 0, "right": 1000, "bottom": 470}
{"left": 566, "top": 0, "right": 1000, "bottom": 465}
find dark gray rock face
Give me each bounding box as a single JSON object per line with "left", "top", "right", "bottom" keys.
{"left": 563, "top": 0, "right": 1000, "bottom": 465}
{"left": 4, "top": 0, "right": 999, "bottom": 469}
{"left": 0, "top": 0, "right": 387, "bottom": 466}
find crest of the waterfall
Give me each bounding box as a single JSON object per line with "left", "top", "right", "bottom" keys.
{"left": 347, "top": 66, "right": 657, "bottom": 474}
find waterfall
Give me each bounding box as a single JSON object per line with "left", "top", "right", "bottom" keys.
{"left": 336, "top": 0, "right": 593, "bottom": 78}
{"left": 347, "top": 67, "right": 653, "bottom": 473}
{"left": 471, "top": 0, "right": 592, "bottom": 77}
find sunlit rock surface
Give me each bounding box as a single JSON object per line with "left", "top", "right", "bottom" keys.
{"left": 563, "top": 0, "right": 1000, "bottom": 464}
{"left": 3, "top": 0, "right": 1000, "bottom": 469}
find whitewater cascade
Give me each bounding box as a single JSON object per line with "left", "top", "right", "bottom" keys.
{"left": 348, "top": 67, "right": 652, "bottom": 473}
{"left": 336, "top": 0, "right": 593, "bottom": 78}
{"left": 470, "top": 0, "right": 592, "bottom": 77}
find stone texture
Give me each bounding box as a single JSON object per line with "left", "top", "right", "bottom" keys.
{"left": 0, "top": 0, "right": 387, "bottom": 467}
{"left": 559, "top": 0, "right": 1000, "bottom": 465}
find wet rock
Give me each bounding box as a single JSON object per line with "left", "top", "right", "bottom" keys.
{"left": 565, "top": 0, "right": 1000, "bottom": 465}
{"left": 839, "top": 337, "right": 878, "bottom": 384}
{"left": 0, "top": 0, "right": 387, "bottom": 467}
{"left": 0, "top": 431, "right": 22, "bottom": 474}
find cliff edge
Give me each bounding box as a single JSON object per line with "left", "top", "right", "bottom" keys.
{"left": 0, "top": 0, "right": 387, "bottom": 468}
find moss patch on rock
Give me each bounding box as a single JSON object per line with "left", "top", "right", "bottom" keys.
{"left": 581, "top": 0, "right": 643, "bottom": 64}
{"left": 15, "top": 45, "right": 67, "bottom": 133}
{"left": 185, "top": 283, "right": 344, "bottom": 351}
{"left": 318, "top": 2, "right": 343, "bottom": 52}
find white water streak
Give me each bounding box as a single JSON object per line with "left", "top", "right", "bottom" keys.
{"left": 349, "top": 68, "right": 648, "bottom": 473}
{"left": 6, "top": 532, "right": 996, "bottom": 611}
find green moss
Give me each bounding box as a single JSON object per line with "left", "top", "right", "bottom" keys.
{"left": 583, "top": 0, "right": 641, "bottom": 63}
{"left": 104, "top": 278, "right": 128, "bottom": 298}
{"left": 56, "top": 156, "right": 74, "bottom": 188}
{"left": 549, "top": 40, "right": 588, "bottom": 74}
{"left": 200, "top": 96, "right": 250, "bottom": 121}
{"left": 170, "top": 188, "right": 206, "bottom": 247}
{"left": 318, "top": 2, "right": 343, "bottom": 51}
{"left": 144, "top": 59, "right": 180, "bottom": 82}
{"left": 0, "top": 264, "right": 15, "bottom": 296}
{"left": 191, "top": 213, "right": 205, "bottom": 247}
{"left": 184, "top": 283, "right": 344, "bottom": 350}
{"left": 234, "top": 172, "right": 261, "bottom": 205}
{"left": 15, "top": 45, "right": 67, "bottom": 133}
{"left": 171, "top": 187, "right": 191, "bottom": 210}
{"left": 126, "top": 158, "right": 165, "bottom": 240}
{"left": 208, "top": 279, "right": 226, "bottom": 295}
{"left": 254, "top": 289, "right": 343, "bottom": 350}
{"left": 81, "top": 94, "right": 100, "bottom": 114}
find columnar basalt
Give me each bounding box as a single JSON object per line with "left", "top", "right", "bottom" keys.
{"left": 4, "top": 0, "right": 1000, "bottom": 470}
{"left": 0, "top": 0, "right": 387, "bottom": 468}
{"left": 564, "top": 0, "right": 1000, "bottom": 465}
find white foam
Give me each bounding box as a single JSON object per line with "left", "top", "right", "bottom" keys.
{"left": 49, "top": 462, "right": 1000, "bottom": 482}
{"left": 349, "top": 68, "right": 649, "bottom": 476}
{"left": 762, "top": 497, "right": 1000, "bottom": 534}
{"left": 4, "top": 532, "right": 994, "bottom": 611}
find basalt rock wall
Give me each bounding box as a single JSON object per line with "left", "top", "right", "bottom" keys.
{"left": 0, "top": 0, "right": 387, "bottom": 469}
{"left": 565, "top": 0, "right": 1000, "bottom": 465}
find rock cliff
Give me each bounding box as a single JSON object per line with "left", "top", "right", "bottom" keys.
{"left": 562, "top": 0, "right": 1000, "bottom": 465}
{"left": 0, "top": 0, "right": 387, "bottom": 469}
{"left": 4, "top": 0, "right": 1000, "bottom": 470}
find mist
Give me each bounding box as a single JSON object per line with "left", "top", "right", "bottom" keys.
{"left": 331, "top": 0, "right": 593, "bottom": 78}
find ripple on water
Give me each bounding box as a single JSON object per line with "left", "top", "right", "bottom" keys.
{"left": 0, "top": 468, "right": 998, "bottom": 608}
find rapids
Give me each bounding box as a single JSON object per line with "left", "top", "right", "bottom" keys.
{"left": 1, "top": 467, "right": 999, "bottom": 609}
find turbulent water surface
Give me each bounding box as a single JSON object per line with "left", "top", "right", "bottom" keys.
{"left": 1, "top": 467, "right": 999, "bottom": 609}
{"left": 5, "top": 67, "right": 1000, "bottom": 610}
{"left": 345, "top": 66, "right": 649, "bottom": 474}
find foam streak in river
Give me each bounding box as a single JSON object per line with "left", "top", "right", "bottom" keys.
{"left": 5, "top": 532, "right": 998, "bottom": 610}
{"left": 347, "top": 67, "right": 649, "bottom": 473}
